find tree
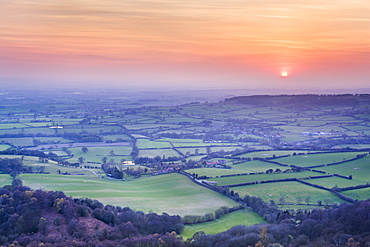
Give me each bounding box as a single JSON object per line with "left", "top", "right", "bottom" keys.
{"left": 297, "top": 197, "right": 303, "bottom": 204}
{"left": 279, "top": 197, "right": 286, "bottom": 204}
{"left": 81, "top": 147, "right": 89, "bottom": 153}
{"left": 101, "top": 157, "right": 108, "bottom": 164}
{"left": 12, "top": 178, "right": 23, "bottom": 187}
{"left": 259, "top": 225, "right": 269, "bottom": 245}
{"left": 305, "top": 196, "right": 311, "bottom": 205}
{"left": 78, "top": 157, "right": 85, "bottom": 165}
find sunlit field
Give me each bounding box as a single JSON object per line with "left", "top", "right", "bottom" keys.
{"left": 20, "top": 173, "right": 240, "bottom": 216}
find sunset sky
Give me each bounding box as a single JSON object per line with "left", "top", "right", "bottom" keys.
{"left": 1, "top": 0, "right": 370, "bottom": 91}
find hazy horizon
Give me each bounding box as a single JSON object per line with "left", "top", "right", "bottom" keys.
{"left": 1, "top": 0, "right": 370, "bottom": 92}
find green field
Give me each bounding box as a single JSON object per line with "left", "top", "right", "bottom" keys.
{"left": 137, "top": 139, "right": 173, "bottom": 149}
{"left": 0, "top": 174, "right": 13, "bottom": 187}
{"left": 186, "top": 168, "right": 250, "bottom": 178}
{"left": 318, "top": 156, "right": 370, "bottom": 183}
{"left": 181, "top": 210, "right": 264, "bottom": 239}
{"left": 212, "top": 171, "right": 317, "bottom": 186}
{"left": 0, "top": 123, "right": 29, "bottom": 129}
{"left": 138, "top": 149, "right": 180, "bottom": 158}
{"left": 0, "top": 137, "right": 35, "bottom": 147}
{"left": 172, "top": 142, "right": 238, "bottom": 148}
{"left": 66, "top": 146, "right": 133, "bottom": 163}
{"left": 273, "top": 152, "right": 366, "bottom": 167}
{"left": 0, "top": 155, "right": 99, "bottom": 175}
{"left": 232, "top": 160, "right": 286, "bottom": 173}
{"left": 341, "top": 187, "right": 370, "bottom": 201}
{"left": 236, "top": 150, "right": 307, "bottom": 159}
{"left": 20, "top": 173, "right": 240, "bottom": 216}
{"left": 0, "top": 144, "right": 11, "bottom": 151}
{"left": 232, "top": 181, "right": 346, "bottom": 206}
{"left": 308, "top": 176, "right": 365, "bottom": 188}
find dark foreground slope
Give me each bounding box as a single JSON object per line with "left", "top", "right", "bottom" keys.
{"left": 1, "top": 184, "right": 369, "bottom": 247}
{"left": 0, "top": 185, "right": 184, "bottom": 247}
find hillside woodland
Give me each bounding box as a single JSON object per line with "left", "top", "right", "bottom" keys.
{"left": 0, "top": 184, "right": 369, "bottom": 247}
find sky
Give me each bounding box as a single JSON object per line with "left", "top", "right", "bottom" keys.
{"left": 1, "top": 0, "right": 370, "bottom": 91}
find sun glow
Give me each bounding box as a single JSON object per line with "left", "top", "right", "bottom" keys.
{"left": 281, "top": 72, "right": 288, "bottom": 77}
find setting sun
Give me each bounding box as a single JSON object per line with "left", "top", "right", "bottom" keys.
{"left": 281, "top": 72, "right": 288, "bottom": 77}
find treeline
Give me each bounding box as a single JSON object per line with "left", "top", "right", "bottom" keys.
{"left": 61, "top": 133, "right": 103, "bottom": 142}
{"left": 0, "top": 158, "right": 26, "bottom": 177}
{"left": 0, "top": 185, "right": 185, "bottom": 247}
{"left": 188, "top": 196, "right": 370, "bottom": 246}
{"left": 0, "top": 148, "right": 47, "bottom": 158}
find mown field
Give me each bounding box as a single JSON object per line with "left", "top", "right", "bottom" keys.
{"left": 19, "top": 173, "right": 240, "bottom": 217}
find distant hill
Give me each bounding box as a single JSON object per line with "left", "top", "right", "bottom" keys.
{"left": 224, "top": 94, "right": 370, "bottom": 106}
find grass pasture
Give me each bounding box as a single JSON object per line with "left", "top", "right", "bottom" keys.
{"left": 0, "top": 144, "right": 11, "bottom": 151}
{"left": 67, "top": 146, "right": 133, "bottom": 163}
{"left": 232, "top": 160, "right": 287, "bottom": 173}
{"left": 232, "top": 181, "right": 346, "bottom": 206}
{"left": 181, "top": 210, "right": 264, "bottom": 239}
{"left": 273, "top": 152, "right": 366, "bottom": 167}
{"left": 318, "top": 156, "right": 370, "bottom": 183}
{"left": 20, "top": 173, "right": 240, "bottom": 216}
{"left": 186, "top": 168, "right": 251, "bottom": 178}
{"left": 0, "top": 174, "right": 12, "bottom": 187}
{"left": 178, "top": 147, "right": 207, "bottom": 155}
{"left": 0, "top": 137, "right": 36, "bottom": 147}
{"left": 0, "top": 123, "right": 29, "bottom": 129}
{"left": 22, "top": 127, "right": 55, "bottom": 135}
{"left": 341, "top": 187, "right": 370, "bottom": 201}
{"left": 308, "top": 176, "right": 365, "bottom": 188}
{"left": 136, "top": 139, "right": 173, "bottom": 149}
{"left": 212, "top": 171, "right": 317, "bottom": 186}
{"left": 138, "top": 149, "right": 180, "bottom": 158}
{"left": 172, "top": 142, "right": 238, "bottom": 148}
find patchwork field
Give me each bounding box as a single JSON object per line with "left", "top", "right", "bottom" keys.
{"left": 0, "top": 93, "right": 369, "bottom": 232}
